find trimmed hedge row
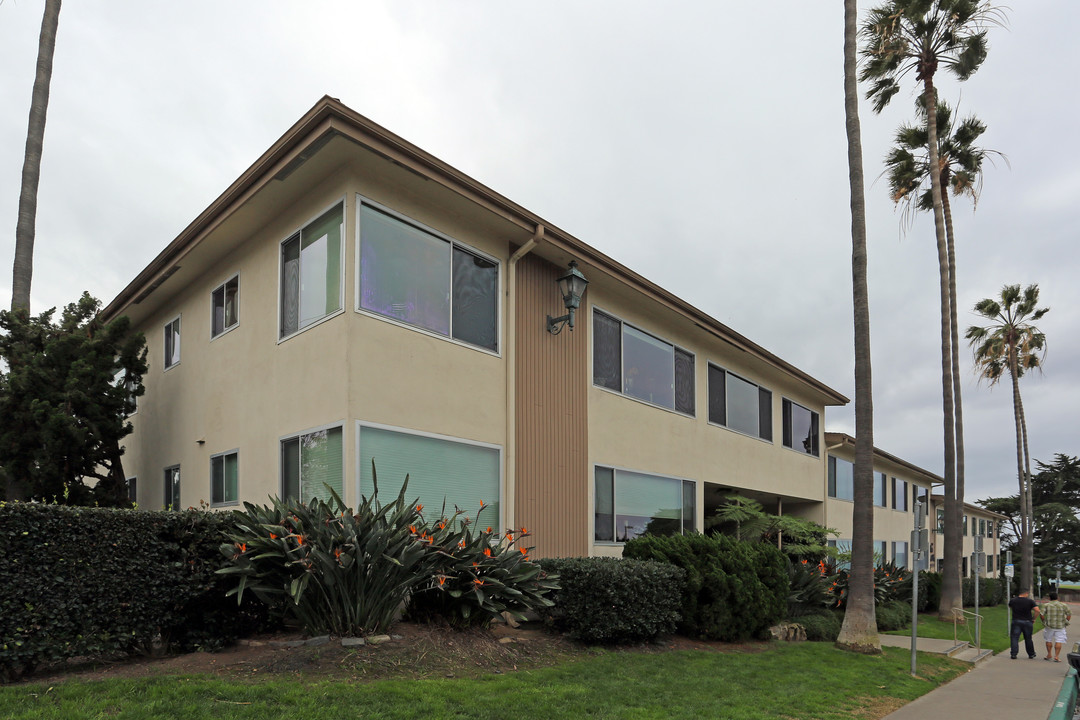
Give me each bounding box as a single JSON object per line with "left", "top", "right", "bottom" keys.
{"left": 0, "top": 502, "right": 268, "bottom": 682}
{"left": 537, "top": 557, "right": 683, "bottom": 644}
{"left": 623, "top": 533, "right": 788, "bottom": 641}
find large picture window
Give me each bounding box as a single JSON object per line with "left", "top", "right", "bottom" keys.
{"left": 828, "top": 455, "right": 854, "bottom": 501}
{"left": 211, "top": 274, "right": 239, "bottom": 338}
{"left": 358, "top": 425, "right": 500, "bottom": 526}
{"left": 708, "top": 364, "right": 772, "bottom": 440}
{"left": 211, "top": 450, "right": 239, "bottom": 506}
{"left": 358, "top": 202, "right": 499, "bottom": 352}
{"left": 781, "top": 398, "right": 819, "bottom": 456}
{"left": 280, "top": 203, "right": 344, "bottom": 339}
{"left": 594, "top": 466, "right": 695, "bottom": 542}
{"left": 281, "top": 425, "right": 343, "bottom": 503}
{"left": 592, "top": 309, "right": 694, "bottom": 415}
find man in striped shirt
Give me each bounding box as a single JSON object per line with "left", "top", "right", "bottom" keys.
{"left": 1041, "top": 591, "right": 1071, "bottom": 662}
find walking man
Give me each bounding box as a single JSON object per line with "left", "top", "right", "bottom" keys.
{"left": 1009, "top": 589, "right": 1041, "bottom": 659}
{"left": 1042, "top": 591, "right": 1071, "bottom": 662}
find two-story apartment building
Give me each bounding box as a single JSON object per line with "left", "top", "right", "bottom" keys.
{"left": 928, "top": 496, "right": 1005, "bottom": 579}
{"left": 103, "top": 97, "right": 853, "bottom": 559}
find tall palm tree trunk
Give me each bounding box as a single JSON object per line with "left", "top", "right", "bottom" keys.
{"left": 922, "top": 75, "right": 961, "bottom": 621}
{"left": 11, "top": 0, "right": 62, "bottom": 313}
{"left": 837, "top": 0, "right": 879, "bottom": 654}
{"left": 942, "top": 186, "right": 968, "bottom": 567}
{"left": 1011, "top": 358, "right": 1034, "bottom": 593}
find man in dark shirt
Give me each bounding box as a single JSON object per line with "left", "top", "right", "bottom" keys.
{"left": 1009, "top": 589, "right": 1041, "bottom": 659}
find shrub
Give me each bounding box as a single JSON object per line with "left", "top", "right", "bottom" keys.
{"left": 0, "top": 502, "right": 268, "bottom": 683}
{"left": 623, "top": 533, "right": 788, "bottom": 641}
{"left": 875, "top": 600, "right": 912, "bottom": 632}
{"left": 787, "top": 559, "right": 831, "bottom": 618}
{"left": 404, "top": 513, "right": 558, "bottom": 629}
{"left": 962, "top": 575, "right": 1004, "bottom": 607}
{"left": 799, "top": 610, "right": 842, "bottom": 641}
{"left": 827, "top": 563, "right": 910, "bottom": 610}
{"left": 537, "top": 557, "right": 683, "bottom": 644}
{"left": 220, "top": 482, "right": 431, "bottom": 636}
{"left": 917, "top": 571, "right": 942, "bottom": 612}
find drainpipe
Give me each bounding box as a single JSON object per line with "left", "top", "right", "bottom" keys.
{"left": 504, "top": 225, "right": 543, "bottom": 531}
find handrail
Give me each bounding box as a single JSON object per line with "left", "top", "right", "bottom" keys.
{"left": 952, "top": 608, "right": 983, "bottom": 656}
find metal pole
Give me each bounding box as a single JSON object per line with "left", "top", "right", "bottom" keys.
{"left": 911, "top": 501, "right": 924, "bottom": 677}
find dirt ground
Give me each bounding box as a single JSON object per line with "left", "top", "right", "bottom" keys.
{"left": 23, "top": 623, "right": 766, "bottom": 686}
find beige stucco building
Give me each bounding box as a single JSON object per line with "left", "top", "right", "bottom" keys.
{"left": 104, "top": 97, "right": 979, "bottom": 564}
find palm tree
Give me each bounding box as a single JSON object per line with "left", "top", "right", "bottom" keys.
{"left": 11, "top": 0, "right": 62, "bottom": 314}
{"left": 885, "top": 99, "right": 1002, "bottom": 602}
{"left": 859, "top": 0, "right": 1003, "bottom": 620}
{"left": 836, "top": 0, "right": 879, "bottom": 654}
{"left": 966, "top": 284, "right": 1049, "bottom": 594}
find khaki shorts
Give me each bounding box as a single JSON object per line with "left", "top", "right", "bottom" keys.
{"left": 1044, "top": 627, "right": 1068, "bottom": 644}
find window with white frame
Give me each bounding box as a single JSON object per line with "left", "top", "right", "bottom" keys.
{"left": 163, "top": 316, "right": 181, "bottom": 369}
{"left": 164, "top": 465, "right": 180, "bottom": 510}
{"left": 281, "top": 425, "right": 343, "bottom": 503}
{"left": 594, "top": 466, "right": 695, "bottom": 542}
{"left": 873, "top": 472, "right": 887, "bottom": 506}
{"left": 979, "top": 518, "right": 986, "bottom": 538}
{"left": 211, "top": 450, "right": 239, "bottom": 506}
{"left": 593, "top": 309, "right": 695, "bottom": 415}
{"left": 280, "top": 202, "right": 344, "bottom": 339}
{"left": 357, "top": 201, "right": 499, "bottom": 352}
{"left": 892, "top": 540, "right": 909, "bottom": 568}
{"left": 987, "top": 520, "right": 994, "bottom": 538}
{"left": 358, "top": 424, "right": 500, "bottom": 526}
{"left": 211, "top": 274, "right": 239, "bottom": 338}
{"left": 892, "top": 477, "right": 908, "bottom": 511}
{"left": 962, "top": 514, "right": 968, "bottom": 536}
{"left": 781, "top": 399, "right": 818, "bottom": 456}
{"left": 828, "top": 455, "right": 854, "bottom": 501}
{"left": 708, "top": 364, "right": 771, "bottom": 440}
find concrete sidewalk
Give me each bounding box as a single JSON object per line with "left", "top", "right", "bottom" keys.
{"left": 880, "top": 647, "right": 1070, "bottom": 719}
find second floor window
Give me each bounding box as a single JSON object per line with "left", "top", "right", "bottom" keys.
{"left": 211, "top": 274, "right": 239, "bottom": 338}
{"left": 593, "top": 309, "right": 694, "bottom": 415}
{"left": 892, "top": 477, "right": 908, "bottom": 511}
{"left": 280, "top": 203, "right": 344, "bottom": 339}
{"left": 873, "top": 472, "right": 887, "bottom": 506}
{"left": 781, "top": 399, "right": 819, "bottom": 456}
{"left": 828, "top": 455, "right": 854, "bottom": 501}
{"left": 708, "top": 365, "right": 771, "bottom": 440}
{"left": 358, "top": 201, "right": 499, "bottom": 352}
{"left": 163, "top": 316, "right": 181, "bottom": 370}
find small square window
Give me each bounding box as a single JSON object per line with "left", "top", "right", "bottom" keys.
{"left": 211, "top": 275, "right": 239, "bottom": 338}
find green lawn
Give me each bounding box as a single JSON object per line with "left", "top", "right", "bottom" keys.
{"left": 0, "top": 644, "right": 967, "bottom": 720}
{"left": 885, "top": 604, "right": 1012, "bottom": 653}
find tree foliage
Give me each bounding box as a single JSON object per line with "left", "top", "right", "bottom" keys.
{"left": 0, "top": 292, "right": 146, "bottom": 505}
{"left": 705, "top": 495, "right": 836, "bottom": 562}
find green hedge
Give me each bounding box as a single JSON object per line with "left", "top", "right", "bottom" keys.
{"left": 537, "top": 557, "right": 683, "bottom": 644}
{"left": 963, "top": 575, "right": 1006, "bottom": 607}
{"left": 799, "top": 610, "right": 843, "bottom": 641}
{"left": 622, "top": 533, "right": 788, "bottom": 641}
{"left": 0, "top": 502, "right": 268, "bottom": 682}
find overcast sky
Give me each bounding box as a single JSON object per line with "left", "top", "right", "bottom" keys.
{"left": 2, "top": 2, "right": 1076, "bottom": 504}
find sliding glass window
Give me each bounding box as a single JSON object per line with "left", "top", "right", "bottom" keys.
{"left": 708, "top": 364, "right": 772, "bottom": 440}
{"left": 280, "top": 203, "right": 344, "bottom": 339}
{"left": 281, "top": 425, "right": 343, "bottom": 504}
{"left": 594, "top": 466, "right": 695, "bottom": 542}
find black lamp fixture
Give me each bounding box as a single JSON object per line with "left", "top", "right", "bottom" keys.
{"left": 547, "top": 260, "right": 589, "bottom": 335}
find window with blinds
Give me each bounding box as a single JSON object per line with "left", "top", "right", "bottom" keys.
{"left": 281, "top": 426, "right": 343, "bottom": 504}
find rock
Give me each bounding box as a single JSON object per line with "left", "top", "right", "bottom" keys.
{"left": 269, "top": 639, "right": 306, "bottom": 648}
{"left": 366, "top": 634, "right": 392, "bottom": 645}
{"left": 341, "top": 637, "right": 366, "bottom": 647}
{"left": 238, "top": 639, "right": 266, "bottom": 647}
{"left": 305, "top": 635, "right": 330, "bottom": 647}
{"left": 498, "top": 637, "right": 515, "bottom": 645}
{"left": 769, "top": 622, "right": 807, "bottom": 642}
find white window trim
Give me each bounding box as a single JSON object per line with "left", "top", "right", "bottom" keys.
{"left": 277, "top": 198, "right": 347, "bottom": 345}
{"left": 780, "top": 397, "right": 820, "bottom": 458}
{"left": 354, "top": 420, "right": 504, "bottom": 531}
{"left": 706, "top": 361, "right": 772, "bottom": 443}
{"left": 210, "top": 272, "right": 240, "bottom": 341}
{"left": 590, "top": 306, "right": 696, "bottom": 418}
{"left": 209, "top": 448, "right": 240, "bottom": 508}
{"left": 591, "top": 462, "right": 696, "bottom": 545}
{"left": 163, "top": 314, "right": 182, "bottom": 372}
{"left": 353, "top": 194, "right": 503, "bottom": 358}
{"left": 279, "top": 420, "right": 346, "bottom": 502}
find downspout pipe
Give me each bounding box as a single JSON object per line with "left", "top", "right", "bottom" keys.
{"left": 504, "top": 225, "right": 543, "bottom": 530}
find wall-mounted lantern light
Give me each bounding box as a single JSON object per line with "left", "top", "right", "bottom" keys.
{"left": 547, "top": 260, "right": 589, "bottom": 335}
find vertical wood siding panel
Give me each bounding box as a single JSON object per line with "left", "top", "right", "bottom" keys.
{"left": 515, "top": 255, "right": 588, "bottom": 558}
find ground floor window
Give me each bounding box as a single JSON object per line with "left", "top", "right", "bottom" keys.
{"left": 594, "top": 466, "right": 695, "bottom": 542}
{"left": 282, "top": 425, "right": 343, "bottom": 503}
{"left": 358, "top": 424, "right": 500, "bottom": 526}
{"left": 126, "top": 476, "right": 137, "bottom": 504}
{"left": 892, "top": 540, "right": 908, "bottom": 568}
{"left": 211, "top": 450, "right": 239, "bottom": 506}
{"left": 164, "top": 465, "right": 180, "bottom": 510}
